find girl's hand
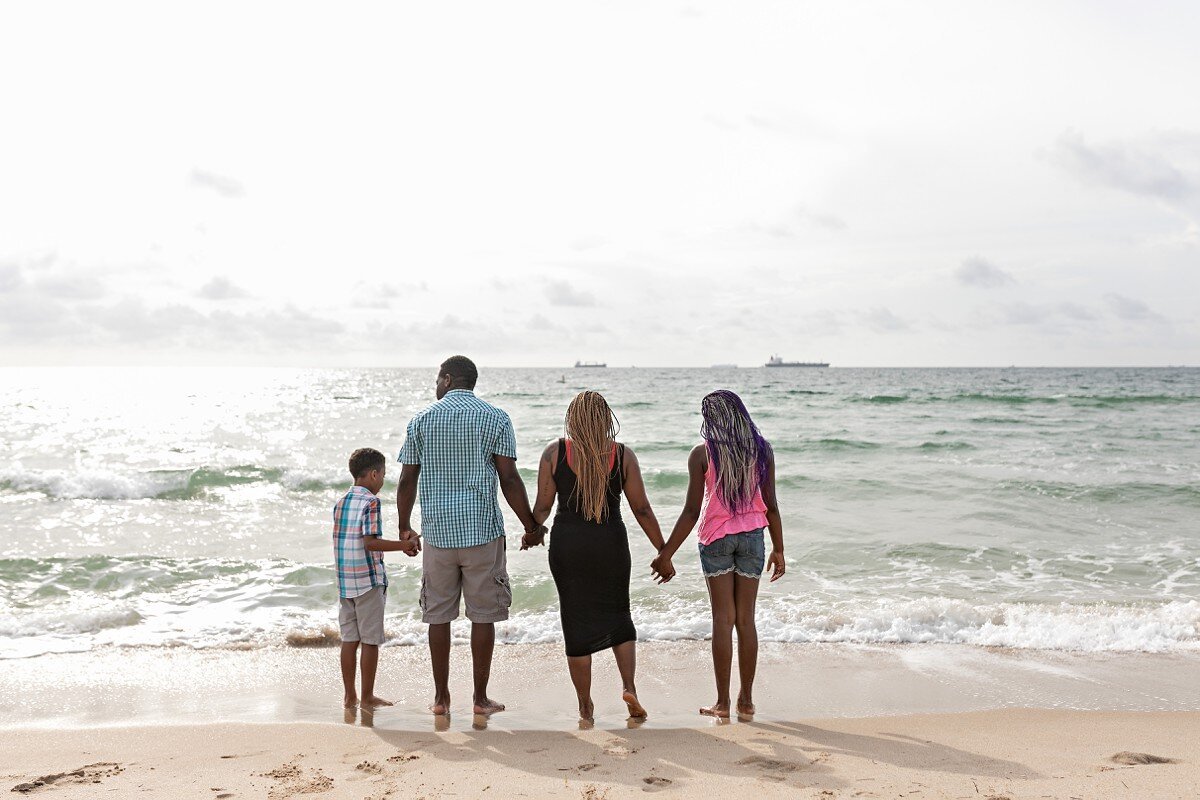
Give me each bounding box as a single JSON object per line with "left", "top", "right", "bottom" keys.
{"left": 520, "top": 526, "right": 547, "bottom": 550}
{"left": 767, "top": 551, "right": 785, "bottom": 582}
{"left": 651, "top": 554, "right": 675, "bottom": 584}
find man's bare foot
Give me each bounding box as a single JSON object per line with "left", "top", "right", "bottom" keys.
{"left": 361, "top": 695, "right": 393, "bottom": 709}
{"left": 578, "top": 697, "right": 594, "bottom": 723}
{"left": 429, "top": 698, "right": 450, "bottom": 715}
{"left": 700, "top": 701, "right": 731, "bottom": 718}
{"left": 344, "top": 694, "right": 358, "bottom": 708}
{"left": 473, "top": 697, "right": 506, "bottom": 715}
{"left": 736, "top": 699, "right": 756, "bottom": 717}
{"left": 622, "top": 690, "right": 647, "bottom": 719}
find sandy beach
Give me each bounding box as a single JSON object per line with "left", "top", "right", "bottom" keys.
{"left": 3, "top": 642, "right": 1199, "bottom": 797}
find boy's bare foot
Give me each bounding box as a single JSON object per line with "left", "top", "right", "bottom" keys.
{"left": 622, "top": 690, "right": 647, "bottom": 719}
{"left": 700, "top": 701, "right": 731, "bottom": 718}
{"left": 473, "top": 697, "right": 506, "bottom": 715}
{"left": 578, "top": 697, "right": 594, "bottom": 723}
{"left": 361, "top": 695, "right": 393, "bottom": 709}
{"left": 344, "top": 695, "right": 358, "bottom": 708}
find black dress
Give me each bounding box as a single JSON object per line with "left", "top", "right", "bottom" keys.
{"left": 548, "top": 438, "right": 636, "bottom": 657}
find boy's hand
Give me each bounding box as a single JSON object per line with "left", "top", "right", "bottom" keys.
{"left": 767, "top": 551, "right": 785, "bottom": 582}
{"left": 399, "top": 528, "right": 421, "bottom": 553}
{"left": 400, "top": 537, "right": 420, "bottom": 557}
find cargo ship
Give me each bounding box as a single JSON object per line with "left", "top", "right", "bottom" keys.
{"left": 573, "top": 361, "right": 607, "bottom": 368}
{"left": 765, "top": 355, "right": 829, "bottom": 368}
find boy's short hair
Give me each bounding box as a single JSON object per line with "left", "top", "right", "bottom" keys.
{"left": 439, "top": 355, "right": 478, "bottom": 389}
{"left": 348, "top": 447, "right": 386, "bottom": 478}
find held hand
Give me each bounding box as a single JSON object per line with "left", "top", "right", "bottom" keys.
{"left": 650, "top": 554, "right": 675, "bottom": 584}
{"left": 399, "top": 528, "right": 421, "bottom": 553}
{"left": 767, "top": 551, "right": 786, "bottom": 582}
{"left": 520, "top": 525, "right": 547, "bottom": 551}
{"left": 400, "top": 536, "right": 421, "bottom": 557}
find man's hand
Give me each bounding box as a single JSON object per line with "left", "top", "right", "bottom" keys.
{"left": 767, "top": 551, "right": 785, "bottom": 582}
{"left": 520, "top": 525, "right": 547, "bottom": 550}
{"left": 650, "top": 554, "right": 675, "bottom": 584}
{"left": 399, "top": 528, "right": 421, "bottom": 553}
{"left": 400, "top": 536, "right": 420, "bottom": 557}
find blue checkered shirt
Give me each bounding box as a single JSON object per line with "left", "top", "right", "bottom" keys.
{"left": 332, "top": 485, "right": 387, "bottom": 599}
{"left": 397, "top": 390, "right": 518, "bottom": 549}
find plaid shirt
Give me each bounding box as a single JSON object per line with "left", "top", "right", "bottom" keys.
{"left": 397, "top": 389, "right": 518, "bottom": 549}
{"left": 332, "top": 485, "right": 387, "bottom": 599}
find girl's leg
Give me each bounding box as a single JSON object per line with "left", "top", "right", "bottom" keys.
{"left": 702, "top": 572, "right": 737, "bottom": 717}
{"left": 612, "top": 640, "right": 646, "bottom": 718}
{"left": 566, "top": 654, "right": 594, "bottom": 721}
{"left": 733, "top": 574, "right": 761, "bottom": 715}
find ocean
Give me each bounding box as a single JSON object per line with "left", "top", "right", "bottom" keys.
{"left": 2, "top": 366, "right": 1198, "bottom": 661}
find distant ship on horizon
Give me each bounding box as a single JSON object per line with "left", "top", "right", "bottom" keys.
{"left": 765, "top": 355, "right": 830, "bottom": 368}
{"left": 574, "top": 360, "right": 607, "bottom": 368}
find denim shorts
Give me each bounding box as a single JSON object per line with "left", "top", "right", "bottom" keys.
{"left": 698, "top": 528, "right": 765, "bottom": 579}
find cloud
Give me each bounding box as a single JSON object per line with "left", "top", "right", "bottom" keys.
{"left": 545, "top": 279, "right": 596, "bottom": 307}
{"left": 751, "top": 203, "right": 847, "bottom": 239}
{"left": 1105, "top": 293, "right": 1165, "bottom": 322}
{"left": 35, "top": 273, "right": 107, "bottom": 300}
{"left": 863, "top": 307, "right": 909, "bottom": 332}
{"left": 198, "top": 276, "right": 249, "bottom": 300}
{"left": 0, "top": 261, "right": 23, "bottom": 292}
{"left": 955, "top": 256, "right": 1014, "bottom": 288}
{"left": 190, "top": 169, "right": 246, "bottom": 198}
{"left": 1047, "top": 130, "right": 1199, "bottom": 204}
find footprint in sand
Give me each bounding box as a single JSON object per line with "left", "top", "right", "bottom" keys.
{"left": 386, "top": 753, "right": 420, "bottom": 764}
{"left": 1110, "top": 751, "right": 1178, "bottom": 765}
{"left": 11, "top": 762, "right": 124, "bottom": 794}
{"left": 355, "top": 761, "right": 383, "bottom": 774}
{"left": 642, "top": 776, "right": 673, "bottom": 791}
{"left": 737, "top": 755, "right": 804, "bottom": 773}
{"left": 259, "top": 760, "right": 334, "bottom": 798}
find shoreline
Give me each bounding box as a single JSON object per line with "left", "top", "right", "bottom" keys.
{"left": 3, "top": 710, "right": 1198, "bottom": 798}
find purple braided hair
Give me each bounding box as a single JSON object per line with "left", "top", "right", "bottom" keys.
{"left": 700, "top": 390, "right": 772, "bottom": 514}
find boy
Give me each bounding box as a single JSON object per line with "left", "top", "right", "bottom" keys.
{"left": 334, "top": 447, "right": 418, "bottom": 709}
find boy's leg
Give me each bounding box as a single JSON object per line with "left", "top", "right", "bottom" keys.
{"left": 340, "top": 641, "right": 359, "bottom": 707}
{"left": 358, "top": 587, "right": 393, "bottom": 708}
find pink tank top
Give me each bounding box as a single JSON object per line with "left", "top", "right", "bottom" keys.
{"left": 697, "top": 444, "right": 769, "bottom": 546}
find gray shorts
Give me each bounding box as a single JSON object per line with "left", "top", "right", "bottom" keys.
{"left": 339, "top": 585, "right": 387, "bottom": 645}
{"left": 420, "top": 537, "right": 512, "bottom": 624}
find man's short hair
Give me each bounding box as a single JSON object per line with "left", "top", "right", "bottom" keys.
{"left": 348, "top": 447, "right": 386, "bottom": 478}
{"left": 439, "top": 355, "right": 478, "bottom": 389}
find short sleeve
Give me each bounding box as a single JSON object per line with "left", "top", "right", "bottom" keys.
{"left": 397, "top": 418, "right": 422, "bottom": 464}
{"left": 363, "top": 497, "right": 382, "bottom": 538}
{"left": 492, "top": 412, "right": 517, "bottom": 460}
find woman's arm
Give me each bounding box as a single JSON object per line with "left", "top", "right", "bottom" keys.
{"left": 521, "top": 440, "right": 558, "bottom": 550}
{"left": 620, "top": 448, "right": 666, "bottom": 551}
{"left": 649, "top": 444, "right": 707, "bottom": 582}
{"left": 761, "top": 452, "right": 785, "bottom": 581}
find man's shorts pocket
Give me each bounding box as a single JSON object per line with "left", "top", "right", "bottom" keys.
{"left": 495, "top": 574, "right": 512, "bottom": 610}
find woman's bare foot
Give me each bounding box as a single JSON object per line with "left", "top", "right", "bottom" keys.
{"left": 578, "top": 697, "right": 594, "bottom": 723}
{"left": 361, "top": 695, "right": 393, "bottom": 709}
{"left": 344, "top": 694, "right": 358, "bottom": 708}
{"left": 622, "top": 690, "right": 647, "bottom": 719}
{"left": 700, "top": 701, "right": 731, "bottom": 718}
{"left": 473, "top": 697, "right": 506, "bottom": 715}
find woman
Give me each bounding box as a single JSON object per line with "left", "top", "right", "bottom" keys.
{"left": 651, "top": 390, "right": 785, "bottom": 719}
{"left": 521, "top": 390, "right": 667, "bottom": 723}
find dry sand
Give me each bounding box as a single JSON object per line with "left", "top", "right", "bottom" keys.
{"left": 3, "top": 709, "right": 1197, "bottom": 799}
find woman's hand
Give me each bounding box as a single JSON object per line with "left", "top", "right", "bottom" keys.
{"left": 520, "top": 525, "right": 547, "bottom": 550}
{"left": 650, "top": 554, "right": 675, "bottom": 584}
{"left": 767, "top": 550, "right": 786, "bottom": 582}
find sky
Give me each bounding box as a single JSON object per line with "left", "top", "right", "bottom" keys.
{"left": 1, "top": 1, "right": 1198, "bottom": 367}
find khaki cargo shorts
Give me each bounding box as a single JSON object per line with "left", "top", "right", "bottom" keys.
{"left": 339, "top": 585, "right": 387, "bottom": 645}
{"left": 420, "top": 537, "right": 512, "bottom": 624}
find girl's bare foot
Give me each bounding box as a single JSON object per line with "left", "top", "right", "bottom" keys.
{"left": 473, "top": 697, "right": 506, "bottom": 715}
{"left": 361, "top": 695, "right": 393, "bottom": 709}
{"left": 578, "top": 697, "right": 594, "bottom": 723}
{"left": 622, "top": 690, "right": 647, "bottom": 719}
{"left": 344, "top": 694, "right": 358, "bottom": 708}
{"left": 700, "top": 701, "right": 731, "bottom": 718}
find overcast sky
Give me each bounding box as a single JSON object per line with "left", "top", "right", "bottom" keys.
{"left": 1, "top": 1, "right": 1198, "bottom": 367}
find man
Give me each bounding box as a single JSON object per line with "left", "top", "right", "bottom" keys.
{"left": 395, "top": 355, "right": 545, "bottom": 716}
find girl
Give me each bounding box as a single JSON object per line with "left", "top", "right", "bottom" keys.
{"left": 522, "top": 391, "right": 667, "bottom": 723}
{"left": 651, "top": 390, "right": 785, "bottom": 718}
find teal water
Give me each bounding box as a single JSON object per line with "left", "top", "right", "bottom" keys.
{"left": 1, "top": 366, "right": 1197, "bottom": 658}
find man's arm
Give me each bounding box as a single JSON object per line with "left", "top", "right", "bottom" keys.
{"left": 494, "top": 455, "right": 538, "bottom": 535}
{"left": 395, "top": 463, "right": 421, "bottom": 548}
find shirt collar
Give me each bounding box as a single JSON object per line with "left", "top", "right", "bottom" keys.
{"left": 349, "top": 485, "right": 373, "bottom": 495}
{"left": 443, "top": 389, "right": 475, "bottom": 399}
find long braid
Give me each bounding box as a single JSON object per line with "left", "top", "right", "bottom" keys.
{"left": 564, "top": 391, "right": 620, "bottom": 523}
{"left": 700, "top": 390, "right": 772, "bottom": 514}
